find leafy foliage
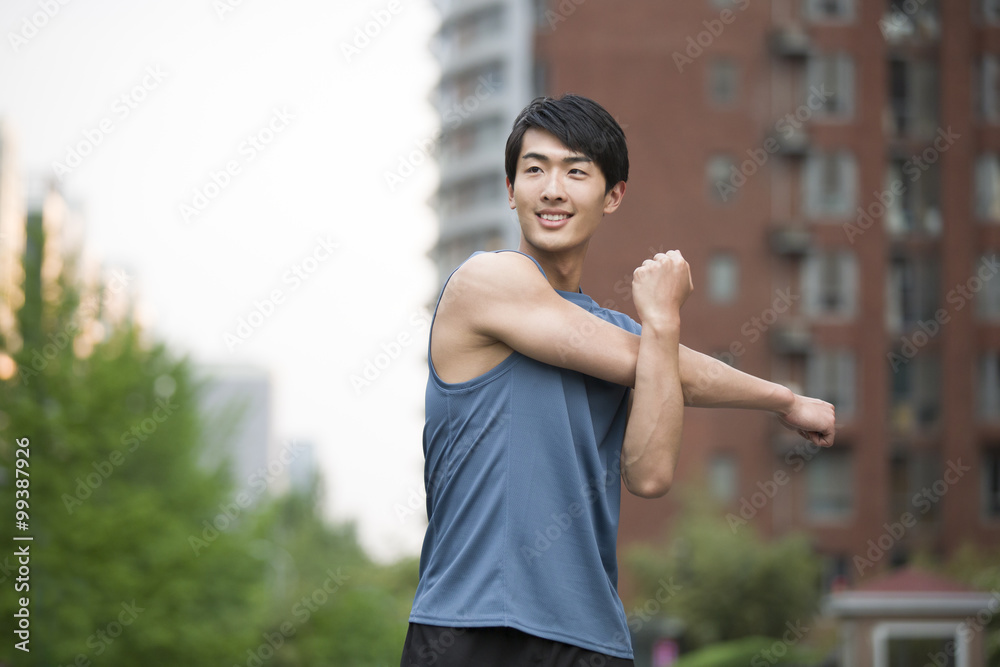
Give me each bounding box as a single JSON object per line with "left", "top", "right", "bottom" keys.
{"left": 624, "top": 491, "right": 822, "bottom": 650}
{"left": 0, "top": 217, "right": 418, "bottom": 666}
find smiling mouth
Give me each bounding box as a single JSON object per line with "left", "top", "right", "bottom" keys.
{"left": 537, "top": 212, "right": 572, "bottom": 228}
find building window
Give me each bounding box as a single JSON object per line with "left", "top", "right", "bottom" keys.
{"left": 806, "top": 448, "right": 853, "bottom": 521}
{"left": 802, "top": 249, "right": 857, "bottom": 319}
{"left": 890, "top": 451, "right": 941, "bottom": 522}
{"left": 707, "top": 155, "right": 736, "bottom": 203}
{"left": 707, "top": 253, "right": 739, "bottom": 303}
{"left": 881, "top": 0, "right": 940, "bottom": 42}
{"left": 806, "top": 54, "right": 854, "bottom": 118}
{"left": 981, "top": 55, "right": 1000, "bottom": 123}
{"left": 976, "top": 154, "right": 1000, "bottom": 222}
{"left": 438, "top": 175, "right": 503, "bottom": 218}
{"left": 804, "top": 0, "right": 854, "bottom": 22}
{"left": 977, "top": 254, "right": 1000, "bottom": 320}
{"left": 440, "top": 6, "right": 503, "bottom": 53}
{"left": 984, "top": 0, "right": 1000, "bottom": 24}
{"left": 439, "top": 117, "right": 503, "bottom": 161}
{"left": 890, "top": 353, "right": 941, "bottom": 429}
{"left": 886, "top": 255, "right": 939, "bottom": 332}
{"left": 984, "top": 449, "right": 1000, "bottom": 518}
{"left": 708, "top": 59, "right": 739, "bottom": 107}
{"left": 708, "top": 454, "right": 738, "bottom": 504}
{"left": 806, "top": 348, "right": 855, "bottom": 419}
{"left": 884, "top": 159, "right": 942, "bottom": 236}
{"left": 980, "top": 351, "right": 1000, "bottom": 421}
{"left": 438, "top": 62, "right": 504, "bottom": 117}
{"left": 887, "top": 59, "right": 939, "bottom": 138}
{"left": 803, "top": 151, "right": 857, "bottom": 219}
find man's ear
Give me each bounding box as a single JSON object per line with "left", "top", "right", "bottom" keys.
{"left": 603, "top": 181, "right": 626, "bottom": 214}
{"left": 506, "top": 177, "right": 516, "bottom": 209}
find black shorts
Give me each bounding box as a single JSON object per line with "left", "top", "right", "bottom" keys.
{"left": 399, "top": 622, "right": 635, "bottom": 667}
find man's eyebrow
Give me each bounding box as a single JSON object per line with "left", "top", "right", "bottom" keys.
{"left": 521, "top": 151, "right": 593, "bottom": 164}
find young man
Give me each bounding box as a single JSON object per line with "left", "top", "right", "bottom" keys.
{"left": 400, "top": 94, "right": 835, "bottom": 666}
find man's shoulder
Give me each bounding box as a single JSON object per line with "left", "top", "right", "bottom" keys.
{"left": 457, "top": 250, "right": 542, "bottom": 279}
{"left": 446, "top": 250, "right": 546, "bottom": 299}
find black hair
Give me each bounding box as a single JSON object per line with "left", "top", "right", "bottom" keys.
{"left": 504, "top": 94, "right": 629, "bottom": 195}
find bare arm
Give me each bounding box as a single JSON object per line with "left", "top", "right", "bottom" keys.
{"left": 447, "top": 252, "right": 834, "bottom": 494}
{"left": 618, "top": 252, "right": 692, "bottom": 498}
{"left": 676, "top": 346, "right": 835, "bottom": 448}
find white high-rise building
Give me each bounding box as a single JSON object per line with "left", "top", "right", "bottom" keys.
{"left": 430, "top": 0, "right": 542, "bottom": 286}
{"left": 195, "top": 363, "right": 273, "bottom": 496}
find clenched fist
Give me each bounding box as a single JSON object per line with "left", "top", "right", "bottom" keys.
{"left": 631, "top": 250, "right": 693, "bottom": 328}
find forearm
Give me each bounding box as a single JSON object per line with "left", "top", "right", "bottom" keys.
{"left": 621, "top": 321, "right": 684, "bottom": 499}
{"left": 678, "top": 344, "right": 795, "bottom": 414}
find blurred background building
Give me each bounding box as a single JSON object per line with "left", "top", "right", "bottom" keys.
{"left": 195, "top": 363, "right": 320, "bottom": 497}
{"left": 430, "top": 0, "right": 1000, "bottom": 592}
{"left": 429, "top": 0, "right": 544, "bottom": 284}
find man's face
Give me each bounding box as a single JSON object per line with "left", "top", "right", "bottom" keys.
{"left": 507, "top": 128, "right": 625, "bottom": 257}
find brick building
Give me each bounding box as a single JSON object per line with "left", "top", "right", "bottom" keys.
{"left": 431, "top": 0, "right": 1000, "bottom": 589}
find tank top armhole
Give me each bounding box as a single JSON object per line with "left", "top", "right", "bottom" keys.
{"left": 426, "top": 250, "right": 543, "bottom": 390}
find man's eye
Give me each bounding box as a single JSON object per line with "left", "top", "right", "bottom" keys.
{"left": 526, "top": 166, "right": 541, "bottom": 173}
{"left": 570, "top": 168, "right": 587, "bottom": 175}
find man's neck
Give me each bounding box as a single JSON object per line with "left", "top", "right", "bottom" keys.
{"left": 516, "top": 239, "right": 589, "bottom": 293}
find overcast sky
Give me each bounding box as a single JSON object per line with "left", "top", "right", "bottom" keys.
{"left": 0, "top": 0, "right": 441, "bottom": 561}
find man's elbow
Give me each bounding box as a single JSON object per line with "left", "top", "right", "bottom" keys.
{"left": 627, "top": 474, "right": 672, "bottom": 499}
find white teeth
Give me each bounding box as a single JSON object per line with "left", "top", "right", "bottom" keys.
{"left": 540, "top": 214, "right": 569, "bottom": 221}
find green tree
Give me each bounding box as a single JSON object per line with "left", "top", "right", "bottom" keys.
{"left": 0, "top": 200, "right": 421, "bottom": 667}
{"left": 248, "top": 477, "right": 418, "bottom": 667}
{"left": 624, "top": 490, "right": 822, "bottom": 650}
{"left": 0, "top": 232, "right": 274, "bottom": 665}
